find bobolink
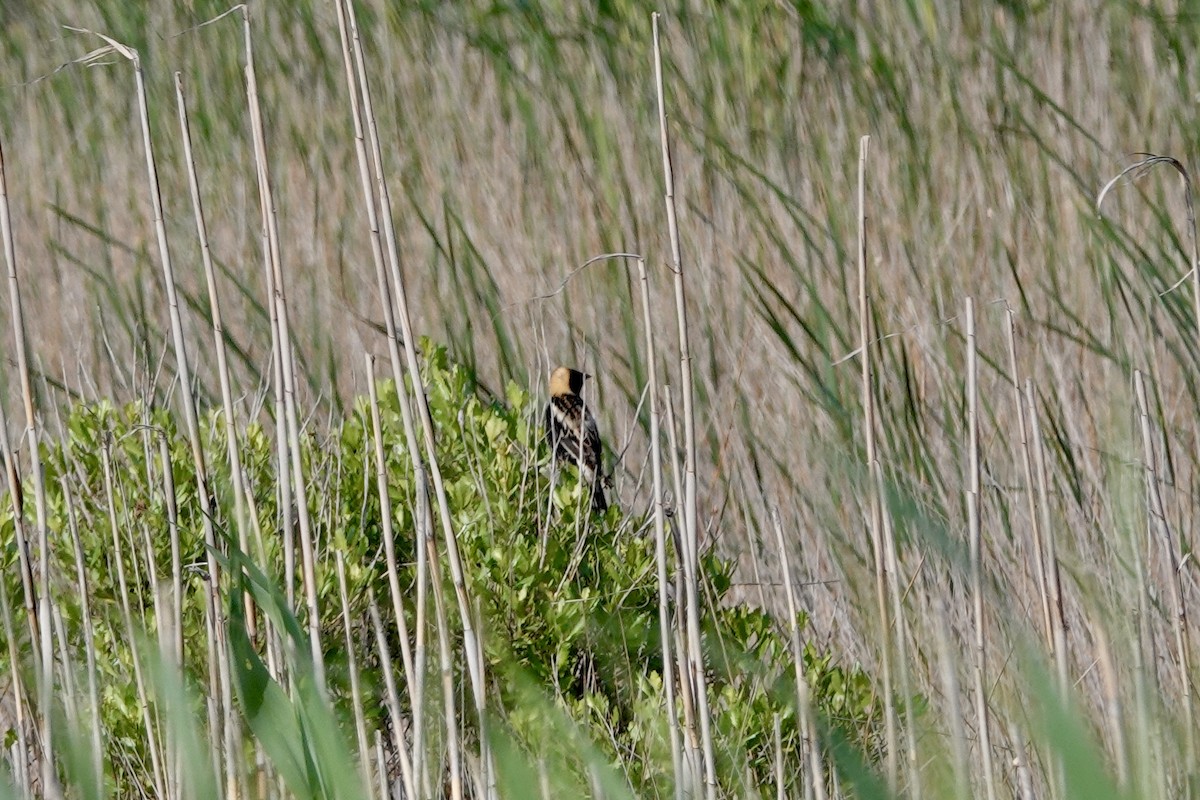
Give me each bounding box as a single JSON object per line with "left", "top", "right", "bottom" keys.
{"left": 545, "top": 366, "right": 608, "bottom": 513}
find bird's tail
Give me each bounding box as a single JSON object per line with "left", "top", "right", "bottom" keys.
{"left": 590, "top": 478, "right": 608, "bottom": 514}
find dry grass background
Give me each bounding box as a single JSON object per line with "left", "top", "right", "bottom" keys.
{"left": 3, "top": 1, "right": 1200, "bottom": 794}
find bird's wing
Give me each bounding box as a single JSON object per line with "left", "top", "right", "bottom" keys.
{"left": 581, "top": 409, "right": 603, "bottom": 473}
{"left": 547, "top": 394, "right": 584, "bottom": 460}
{"left": 547, "top": 394, "right": 603, "bottom": 476}
{"left": 546, "top": 393, "right": 609, "bottom": 511}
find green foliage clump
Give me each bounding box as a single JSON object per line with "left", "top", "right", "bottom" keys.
{"left": 0, "top": 342, "right": 881, "bottom": 796}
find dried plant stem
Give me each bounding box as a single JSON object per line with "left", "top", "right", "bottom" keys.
{"left": 1133, "top": 370, "right": 1196, "bottom": 770}
{"left": 1095, "top": 624, "right": 1130, "bottom": 789}
{"left": 101, "top": 441, "right": 168, "bottom": 800}
{"left": 369, "top": 594, "right": 418, "bottom": 800}
{"left": 331, "top": 0, "right": 434, "bottom": 782}
{"left": 364, "top": 354, "right": 425, "bottom": 794}
{"left": 0, "top": 402, "right": 36, "bottom": 650}
{"left": 422, "top": 478, "right": 464, "bottom": 800}
{"left": 155, "top": 436, "right": 184, "bottom": 800}
{"left": 1025, "top": 380, "right": 1067, "bottom": 689}
{"left": 635, "top": 256, "right": 684, "bottom": 796}
{"left": 856, "top": 134, "right": 899, "bottom": 789}
{"left": 59, "top": 473, "right": 103, "bottom": 785}
{"left": 349, "top": 0, "right": 487, "bottom": 730}
{"left": 155, "top": 581, "right": 182, "bottom": 800}
{"left": 771, "top": 713, "right": 785, "bottom": 800}
{"left": 269, "top": 307, "right": 296, "bottom": 610}
{"left": 173, "top": 70, "right": 257, "bottom": 634}
{"left": 771, "top": 508, "right": 827, "bottom": 800}
{"left": 965, "top": 297, "right": 998, "bottom": 800}
{"left": 242, "top": 8, "right": 326, "bottom": 699}
{"left": 1007, "top": 350, "right": 1064, "bottom": 795}
{"left": 1011, "top": 724, "right": 1035, "bottom": 800}
{"left": 365, "top": 357, "right": 418, "bottom": 695}
{"left": 0, "top": 566, "right": 32, "bottom": 798}
{"left": 104, "top": 37, "right": 241, "bottom": 793}
{"left": 0, "top": 132, "right": 56, "bottom": 799}
{"left": 1004, "top": 310, "right": 1054, "bottom": 650}
{"left": 336, "top": 551, "right": 374, "bottom": 793}
{"left": 157, "top": 434, "right": 184, "bottom": 681}
{"left": 663, "top": 387, "right": 701, "bottom": 789}
{"left": 337, "top": 0, "right": 491, "bottom": 790}
{"left": 0, "top": 138, "right": 38, "bottom": 655}
{"left": 651, "top": 14, "right": 716, "bottom": 798}
{"left": 935, "top": 597, "right": 970, "bottom": 799}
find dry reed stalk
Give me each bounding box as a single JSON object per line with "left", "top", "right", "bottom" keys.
{"left": 1004, "top": 309, "right": 1054, "bottom": 650}
{"left": 375, "top": 731, "right": 391, "bottom": 800}
{"left": 1133, "top": 370, "right": 1196, "bottom": 769}
{"left": 855, "top": 134, "right": 898, "bottom": 790}
{"left": 0, "top": 134, "right": 55, "bottom": 798}
{"left": 1095, "top": 622, "right": 1129, "bottom": 789}
{"left": 346, "top": 0, "right": 489, "bottom": 753}
{"left": 934, "top": 596, "right": 969, "bottom": 799}
{"left": 0, "top": 403, "right": 36, "bottom": 652}
{"left": 67, "top": 28, "right": 240, "bottom": 793}
{"left": 0, "top": 551, "right": 32, "bottom": 798}
{"left": 662, "top": 387, "right": 701, "bottom": 790}
{"left": 241, "top": 9, "right": 326, "bottom": 700}
{"left": 1003, "top": 321, "right": 1062, "bottom": 795}
{"left": 101, "top": 440, "right": 168, "bottom": 799}
{"left": 635, "top": 255, "right": 685, "bottom": 796}
{"left": 538, "top": 759, "right": 554, "bottom": 800}
{"left": 771, "top": 713, "right": 785, "bottom": 800}
{"left": 1126, "top": 576, "right": 1161, "bottom": 800}
{"left": 157, "top": 434, "right": 185, "bottom": 680}
{"left": 770, "top": 508, "right": 827, "bottom": 800}
{"left": 412, "top": 499, "right": 431, "bottom": 798}
{"left": 1025, "top": 380, "right": 1067, "bottom": 689}
{"left": 651, "top": 14, "right": 716, "bottom": 797}
{"left": 151, "top": 61, "right": 238, "bottom": 797}
{"left": 58, "top": 473, "right": 103, "bottom": 784}
{"left": 330, "top": 0, "right": 434, "bottom": 780}
{"left": 336, "top": 551, "right": 374, "bottom": 794}
{"left": 173, "top": 70, "right": 258, "bottom": 634}
{"left": 334, "top": 3, "right": 490, "bottom": 787}
{"left": 1099, "top": 154, "right": 1200, "bottom": 783}
{"left": 1025, "top": 378, "right": 1071, "bottom": 800}
{"left": 135, "top": 424, "right": 166, "bottom": 633}
{"left": 273, "top": 355, "right": 296, "bottom": 612}
{"left": 883, "top": 492, "right": 919, "bottom": 796}
{"left": 420, "top": 474, "right": 464, "bottom": 800}
{"left": 365, "top": 356, "right": 418, "bottom": 698}
{"left": 260, "top": 208, "right": 296, "bottom": 618}
{"left": 369, "top": 593, "right": 418, "bottom": 800}
{"left": 156, "top": 580, "right": 182, "bottom": 800}
{"left": 965, "top": 297, "right": 997, "bottom": 800}
{"left": 1010, "top": 724, "right": 1034, "bottom": 800}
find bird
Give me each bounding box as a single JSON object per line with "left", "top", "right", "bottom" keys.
{"left": 545, "top": 366, "right": 608, "bottom": 513}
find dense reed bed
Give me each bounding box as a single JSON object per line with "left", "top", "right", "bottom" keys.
{"left": 2, "top": 2, "right": 1199, "bottom": 797}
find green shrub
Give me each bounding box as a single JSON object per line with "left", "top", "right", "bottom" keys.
{"left": 0, "top": 342, "right": 881, "bottom": 796}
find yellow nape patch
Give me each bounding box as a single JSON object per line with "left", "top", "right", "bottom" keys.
{"left": 549, "top": 365, "right": 579, "bottom": 396}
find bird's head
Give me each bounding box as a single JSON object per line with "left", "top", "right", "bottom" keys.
{"left": 550, "top": 366, "right": 588, "bottom": 396}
